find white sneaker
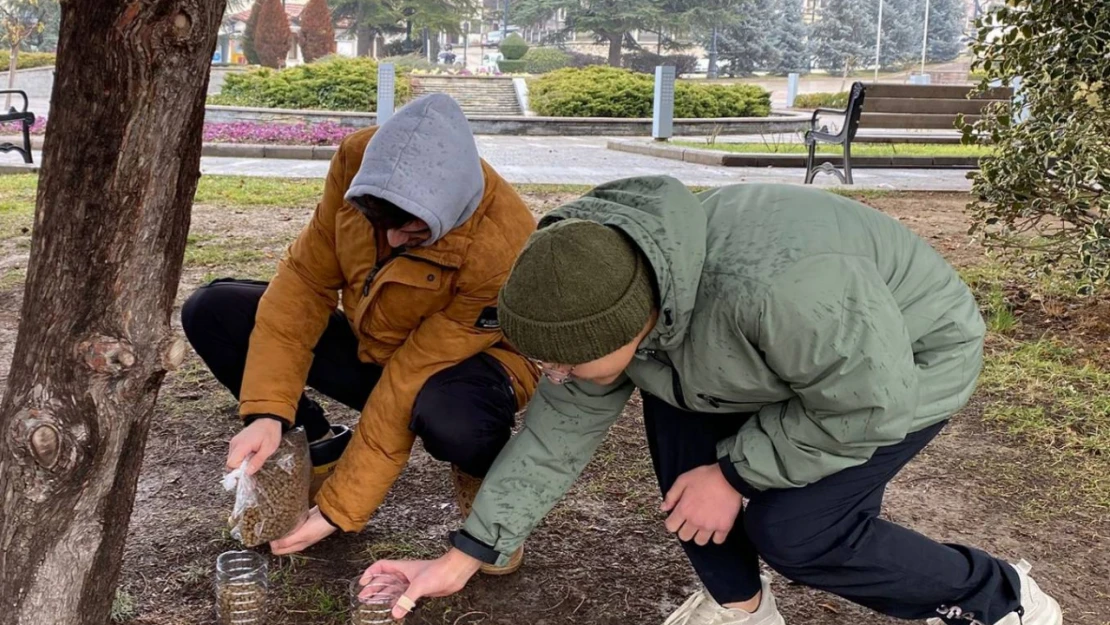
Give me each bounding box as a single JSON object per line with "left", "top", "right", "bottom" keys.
{"left": 663, "top": 576, "right": 785, "bottom": 625}
{"left": 929, "top": 560, "right": 1063, "bottom": 625}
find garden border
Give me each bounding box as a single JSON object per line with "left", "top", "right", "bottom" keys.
{"left": 203, "top": 105, "right": 810, "bottom": 137}
{"left": 607, "top": 139, "right": 983, "bottom": 169}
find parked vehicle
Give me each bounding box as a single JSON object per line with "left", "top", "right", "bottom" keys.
{"left": 483, "top": 27, "right": 520, "bottom": 47}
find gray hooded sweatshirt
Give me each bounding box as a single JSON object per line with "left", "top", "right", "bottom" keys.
{"left": 344, "top": 93, "right": 485, "bottom": 244}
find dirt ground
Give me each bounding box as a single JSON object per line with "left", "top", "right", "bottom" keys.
{"left": 0, "top": 187, "right": 1107, "bottom": 625}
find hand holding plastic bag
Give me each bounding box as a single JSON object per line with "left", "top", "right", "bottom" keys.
{"left": 222, "top": 427, "right": 311, "bottom": 547}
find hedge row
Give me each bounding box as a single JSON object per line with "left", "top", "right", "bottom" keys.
{"left": 208, "top": 56, "right": 412, "bottom": 112}
{"left": 529, "top": 66, "right": 771, "bottom": 118}
{"left": 1, "top": 51, "right": 55, "bottom": 70}
{"left": 792, "top": 91, "right": 848, "bottom": 109}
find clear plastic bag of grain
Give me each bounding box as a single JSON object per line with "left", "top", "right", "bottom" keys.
{"left": 222, "top": 427, "right": 311, "bottom": 548}
{"left": 216, "top": 550, "right": 268, "bottom": 625}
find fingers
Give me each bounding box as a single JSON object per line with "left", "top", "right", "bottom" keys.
{"left": 361, "top": 560, "right": 412, "bottom": 586}
{"left": 391, "top": 576, "right": 432, "bottom": 620}
{"left": 693, "top": 529, "right": 714, "bottom": 547}
{"left": 677, "top": 522, "right": 698, "bottom": 543}
{"left": 226, "top": 439, "right": 249, "bottom": 472}
{"left": 663, "top": 509, "right": 685, "bottom": 534}
{"left": 712, "top": 530, "right": 729, "bottom": 545}
{"left": 392, "top": 595, "right": 417, "bottom": 620}
{"left": 661, "top": 478, "right": 687, "bottom": 512}
{"left": 247, "top": 438, "right": 277, "bottom": 475}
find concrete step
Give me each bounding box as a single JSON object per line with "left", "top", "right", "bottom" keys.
{"left": 410, "top": 76, "right": 521, "bottom": 116}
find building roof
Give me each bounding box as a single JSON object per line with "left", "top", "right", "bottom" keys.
{"left": 230, "top": 2, "right": 304, "bottom": 23}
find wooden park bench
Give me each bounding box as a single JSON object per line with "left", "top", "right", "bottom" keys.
{"left": 1, "top": 90, "right": 36, "bottom": 165}
{"left": 804, "top": 82, "right": 1014, "bottom": 184}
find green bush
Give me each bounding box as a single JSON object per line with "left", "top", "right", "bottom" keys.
{"left": 208, "top": 56, "right": 412, "bottom": 112}
{"left": 529, "top": 66, "right": 772, "bottom": 118}
{"left": 522, "top": 47, "right": 571, "bottom": 74}
{"left": 0, "top": 51, "right": 55, "bottom": 70}
{"left": 499, "top": 34, "right": 529, "bottom": 61}
{"left": 622, "top": 52, "right": 698, "bottom": 78}
{"left": 792, "top": 91, "right": 848, "bottom": 109}
{"left": 497, "top": 59, "right": 527, "bottom": 73}
{"left": 380, "top": 54, "right": 437, "bottom": 74}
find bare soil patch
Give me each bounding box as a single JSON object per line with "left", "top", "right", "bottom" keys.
{"left": 1, "top": 187, "right": 1107, "bottom": 625}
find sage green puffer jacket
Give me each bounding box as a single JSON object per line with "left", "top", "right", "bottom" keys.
{"left": 457, "top": 176, "right": 985, "bottom": 563}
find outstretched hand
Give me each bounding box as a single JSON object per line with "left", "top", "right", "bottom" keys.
{"left": 269, "top": 507, "right": 337, "bottom": 555}
{"left": 362, "top": 549, "right": 483, "bottom": 620}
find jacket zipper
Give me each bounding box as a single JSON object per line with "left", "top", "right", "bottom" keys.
{"left": 361, "top": 248, "right": 406, "bottom": 297}
{"left": 698, "top": 394, "right": 745, "bottom": 408}
{"left": 637, "top": 348, "right": 691, "bottom": 411}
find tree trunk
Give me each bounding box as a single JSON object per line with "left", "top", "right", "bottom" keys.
{"left": 357, "top": 23, "right": 371, "bottom": 57}
{"left": 607, "top": 32, "right": 622, "bottom": 67}
{"left": 5, "top": 45, "right": 17, "bottom": 111}
{"left": 0, "top": 0, "right": 224, "bottom": 623}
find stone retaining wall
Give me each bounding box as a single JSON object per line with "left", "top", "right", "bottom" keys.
{"left": 204, "top": 105, "right": 810, "bottom": 137}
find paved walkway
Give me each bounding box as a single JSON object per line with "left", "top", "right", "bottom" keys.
{"left": 197, "top": 136, "right": 974, "bottom": 191}
{"left": 7, "top": 136, "right": 973, "bottom": 190}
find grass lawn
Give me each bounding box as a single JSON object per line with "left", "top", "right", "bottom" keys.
{"left": 0, "top": 176, "right": 1108, "bottom": 624}
{"left": 673, "top": 140, "right": 994, "bottom": 157}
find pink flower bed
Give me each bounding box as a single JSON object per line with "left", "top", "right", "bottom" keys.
{"left": 0, "top": 117, "right": 47, "bottom": 135}
{"left": 1, "top": 118, "right": 353, "bottom": 146}
{"left": 203, "top": 121, "right": 349, "bottom": 145}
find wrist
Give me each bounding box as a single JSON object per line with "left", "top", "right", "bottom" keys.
{"left": 244, "top": 414, "right": 286, "bottom": 433}
{"left": 443, "top": 547, "right": 482, "bottom": 577}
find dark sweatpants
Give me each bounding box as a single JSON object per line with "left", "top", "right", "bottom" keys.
{"left": 643, "top": 392, "right": 1021, "bottom": 625}
{"left": 180, "top": 279, "right": 518, "bottom": 478}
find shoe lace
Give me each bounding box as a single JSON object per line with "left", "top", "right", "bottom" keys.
{"left": 663, "top": 590, "right": 721, "bottom": 625}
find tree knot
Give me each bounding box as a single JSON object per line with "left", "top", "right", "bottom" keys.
{"left": 79, "top": 336, "right": 136, "bottom": 374}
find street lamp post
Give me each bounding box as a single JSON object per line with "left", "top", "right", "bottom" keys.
{"left": 707, "top": 26, "right": 719, "bottom": 80}
{"left": 873, "top": 0, "right": 884, "bottom": 82}
{"left": 502, "top": 0, "right": 510, "bottom": 39}
{"left": 920, "top": 0, "right": 931, "bottom": 77}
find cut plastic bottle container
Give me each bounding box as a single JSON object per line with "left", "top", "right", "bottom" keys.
{"left": 351, "top": 573, "right": 407, "bottom": 625}
{"left": 216, "top": 550, "right": 268, "bottom": 625}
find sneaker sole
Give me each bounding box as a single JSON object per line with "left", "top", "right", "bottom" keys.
{"left": 479, "top": 547, "right": 523, "bottom": 576}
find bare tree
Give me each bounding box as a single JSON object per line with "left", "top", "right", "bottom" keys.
{"left": 0, "top": 0, "right": 225, "bottom": 623}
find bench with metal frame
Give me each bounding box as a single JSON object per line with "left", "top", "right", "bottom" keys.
{"left": 804, "top": 81, "right": 865, "bottom": 184}
{"left": 1, "top": 90, "right": 35, "bottom": 164}
{"left": 803, "top": 82, "right": 1015, "bottom": 185}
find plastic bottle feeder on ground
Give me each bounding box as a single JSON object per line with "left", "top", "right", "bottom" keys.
{"left": 216, "top": 550, "right": 268, "bottom": 625}
{"left": 351, "top": 573, "right": 407, "bottom": 625}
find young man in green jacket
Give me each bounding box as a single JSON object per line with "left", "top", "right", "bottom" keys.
{"left": 364, "top": 177, "right": 1063, "bottom": 625}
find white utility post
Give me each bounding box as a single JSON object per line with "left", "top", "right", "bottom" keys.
{"left": 377, "top": 63, "right": 395, "bottom": 126}
{"left": 874, "top": 0, "right": 884, "bottom": 82}
{"left": 920, "top": 0, "right": 931, "bottom": 77}
{"left": 652, "top": 65, "right": 676, "bottom": 141}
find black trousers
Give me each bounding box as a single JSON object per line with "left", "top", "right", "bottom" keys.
{"left": 643, "top": 392, "right": 1021, "bottom": 625}
{"left": 180, "top": 279, "right": 518, "bottom": 478}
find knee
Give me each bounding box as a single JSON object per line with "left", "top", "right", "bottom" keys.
{"left": 181, "top": 285, "right": 216, "bottom": 344}
{"left": 411, "top": 380, "right": 512, "bottom": 477}
{"left": 744, "top": 503, "right": 850, "bottom": 578}
{"left": 180, "top": 280, "right": 253, "bottom": 354}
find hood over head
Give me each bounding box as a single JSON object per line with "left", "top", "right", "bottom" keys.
{"left": 344, "top": 94, "right": 484, "bottom": 245}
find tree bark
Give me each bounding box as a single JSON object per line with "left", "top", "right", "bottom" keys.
{"left": 607, "top": 32, "right": 622, "bottom": 67}
{"left": 357, "top": 23, "right": 371, "bottom": 57}
{"left": 0, "top": 0, "right": 224, "bottom": 623}
{"left": 5, "top": 45, "right": 17, "bottom": 111}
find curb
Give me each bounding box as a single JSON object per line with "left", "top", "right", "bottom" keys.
{"left": 606, "top": 140, "right": 982, "bottom": 169}
{"left": 1, "top": 137, "right": 340, "bottom": 161}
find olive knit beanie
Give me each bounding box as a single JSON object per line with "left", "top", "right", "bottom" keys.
{"left": 499, "top": 219, "right": 655, "bottom": 364}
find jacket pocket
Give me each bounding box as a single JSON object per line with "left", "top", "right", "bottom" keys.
{"left": 355, "top": 257, "right": 449, "bottom": 347}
